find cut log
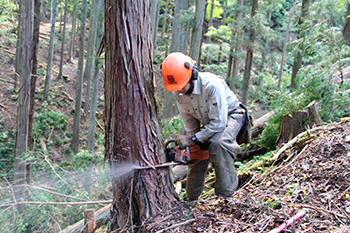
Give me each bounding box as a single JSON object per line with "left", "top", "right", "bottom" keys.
{"left": 251, "top": 111, "right": 275, "bottom": 139}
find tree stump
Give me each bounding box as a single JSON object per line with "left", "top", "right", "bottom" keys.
{"left": 276, "top": 111, "right": 310, "bottom": 147}
{"left": 307, "top": 100, "right": 323, "bottom": 127}
{"left": 84, "top": 209, "right": 95, "bottom": 233}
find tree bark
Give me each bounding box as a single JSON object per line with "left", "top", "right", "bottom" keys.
{"left": 241, "top": 0, "right": 258, "bottom": 105}
{"left": 71, "top": 0, "right": 88, "bottom": 153}
{"left": 43, "top": 0, "right": 58, "bottom": 101}
{"left": 14, "top": 0, "right": 32, "bottom": 213}
{"left": 105, "top": 0, "right": 181, "bottom": 230}
{"left": 28, "top": 0, "right": 41, "bottom": 150}
{"left": 290, "top": 0, "right": 310, "bottom": 90}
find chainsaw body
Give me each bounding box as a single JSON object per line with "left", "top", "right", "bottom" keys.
{"left": 164, "top": 140, "right": 209, "bottom": 165}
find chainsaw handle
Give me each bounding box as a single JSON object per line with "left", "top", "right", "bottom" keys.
{"left": 164, "top": 139, "right": 176, "bottom": 148}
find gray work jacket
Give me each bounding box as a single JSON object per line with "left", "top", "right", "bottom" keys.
{"left": 173, "top": 72, "right": 240, "bottom": 142}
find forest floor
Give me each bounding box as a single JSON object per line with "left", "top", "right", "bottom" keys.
{"left": 1, "top": 22, "right": 350, "bottom": 233}
{"left": 141, "top": 120, "right": 350, "bottom": 233}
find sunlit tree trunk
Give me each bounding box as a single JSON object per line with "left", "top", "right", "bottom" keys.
{"left": 71, "top": 0, "right": 88, "bottom": 153}
{"left": 105, "top": 0, "right": 181, "bottom": 230}
{"left": 43, "top": 0, "right": 58, "bottom": 101}
{"left": 87, "top": 0, "right": 103, "bottom": 154}
{"left": 83, "top": 0, "right": 99, "bottom": 120}
{"left": 227, "top": 0, "right": 243, "bottom": 80}
{"left": 241, "top": 0, "right": 258, "bottom": 105}
{"left": 68, "top": 0, "right": 77, "bottom": 63}
{"left": 14, "top": 0, "right": 32, "bottom": 213}
{"left": 290, "top": 0, "right": 310, "bottom": 90}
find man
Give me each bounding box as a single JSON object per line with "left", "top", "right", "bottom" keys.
{"left": 161, "top": 52, "right": 247, "bottom": 200}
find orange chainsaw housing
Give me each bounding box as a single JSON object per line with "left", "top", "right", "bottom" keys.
{"left": 173, "top": 145, "right": 210, "bottom": 165}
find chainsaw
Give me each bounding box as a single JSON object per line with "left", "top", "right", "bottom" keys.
{"left": 135, "top": 139, "right": 209, "bottom": 170}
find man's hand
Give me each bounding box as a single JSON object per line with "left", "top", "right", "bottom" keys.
{"left": 175, "top": 135, "right": 195, "bottom": 148}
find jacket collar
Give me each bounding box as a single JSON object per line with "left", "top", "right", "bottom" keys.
{"left": 192, "top": 76, "right": 201, "bottom": 95}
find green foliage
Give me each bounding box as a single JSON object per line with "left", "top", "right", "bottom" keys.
{"left": 0, "top": 0, "right": 17, "bottom": 22}
{"left": 161, "top": 116, "right": 185, "bottom": 140}
{"left": 206, "top": 0, "right": 224, "bottom": 20}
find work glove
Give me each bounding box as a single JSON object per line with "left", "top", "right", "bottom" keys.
{"left": 175, "top": 135, "right": 195, "bottom": 148}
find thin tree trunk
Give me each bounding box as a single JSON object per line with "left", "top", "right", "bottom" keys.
{"left": 71, "top": 0, "right": 88, "bottom": 153}
{"left": 14, "top": 0, "right": 32, "bottom": 213}
{"left": 163, "top": 0, "right": 190, "bottom": 119}
{"left": 58, "top": 0, "right": 68, "bottom": 79}
{"left": 28, "top": 0, "right": 41, "bottom": 150}
{"left": 241, "top": 0, "right": 258, "bottom": 105}
{"left": 14, "top": 0, "right": 22, "bottom": 89}
{"left": 342, "top": 3, "right": 350, "bottom": 46}
{"left": 68, "top": 0, "right": 77, "bottom": 62}
{"left": 278, "top": 2, "right": 292, "bottom": 88}
{"left": 105, "top": 0, "right": 182, "bottom": 230}
{"left": 87, "top": 0, "right": 103, "bottom": 154}
{"left": 43, "top": 0, "right": 58, "bottom": 101}
{"left": 190, "top": 0, "right": 206, "bottom": 63}
{"left": 83, "top": 0, "right": 99, "bottom": 121}
{"left": 161, "top": 0, "right": 169, "bottom": 40}
{"left": 203, "top": 0, "right": 214, "bottom": 65}
{"left": 290, "top": 0, "right": 310, "bottom": 90}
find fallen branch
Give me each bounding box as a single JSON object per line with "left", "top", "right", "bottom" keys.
{"left": 0, "top": 103, "right": 8, "bottom": 109}
{"left": 272, "top": 125, "right": 326, "bottom": 160}
{"left": 0, "top": 200, "right": 112, "bottom": 208}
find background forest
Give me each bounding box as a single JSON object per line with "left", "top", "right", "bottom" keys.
{"left": 0, "top": 0, "right": 350, "bottom": 232}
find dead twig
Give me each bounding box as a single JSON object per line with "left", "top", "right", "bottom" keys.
{"left": 155, "top": 218, "right": 196, "bottom": 233}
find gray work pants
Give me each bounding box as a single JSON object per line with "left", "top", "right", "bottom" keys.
{"left": 186, "top": 112, "right": 244, "bottom": 200}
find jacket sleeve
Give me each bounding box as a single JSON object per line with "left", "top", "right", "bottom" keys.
{"left": 195, "top": 83, "right": 228, "bottom": 142}
{"left": 177, "top": 102, "right": 201, "bottom": 135}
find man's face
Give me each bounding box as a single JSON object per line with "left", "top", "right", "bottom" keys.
{"left": 177, "top": 82, "right": 191, "bottom": 94}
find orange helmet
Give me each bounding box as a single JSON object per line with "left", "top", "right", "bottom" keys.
{"left": 161, "top": 52, "right": 194, "bottom": 92}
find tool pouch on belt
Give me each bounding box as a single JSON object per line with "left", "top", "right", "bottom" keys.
{"left": 237, "top": 103, "right": 254, "bottom": 145}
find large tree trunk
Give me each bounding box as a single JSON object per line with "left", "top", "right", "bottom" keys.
{"left": 241, "top": 0, "right": 258, "bottom": 105}
{"left": 105, "top": 0, "right": 182, "bottom": 230}
{"left": 290, "top": 0, "right": 310, "bottom": 90}
{"left": 14, "top": 0, "right": 32, "bottom": 213}
{"left": 71, "top": 0, "right": 88, "bottom": 153}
